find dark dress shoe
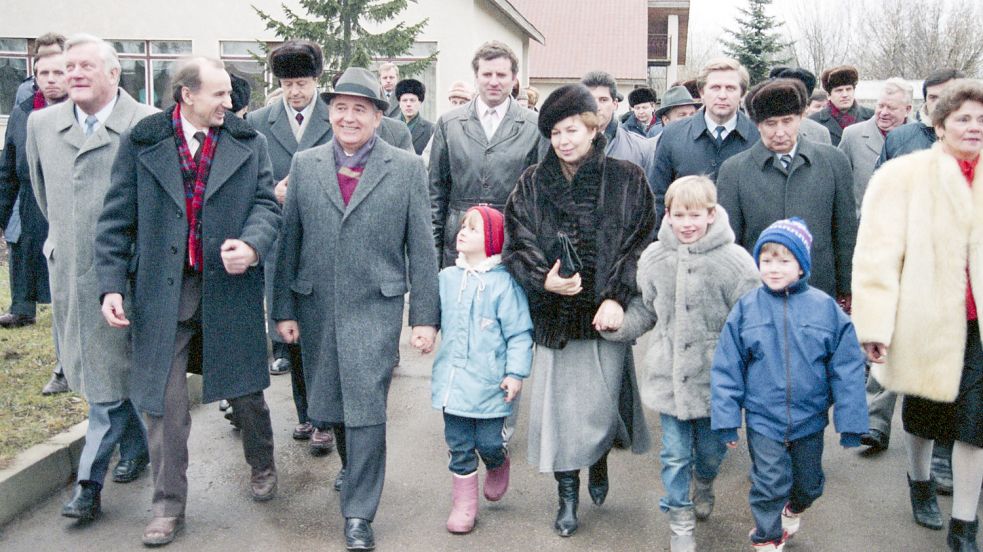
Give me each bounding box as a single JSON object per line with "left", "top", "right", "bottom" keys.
{"left": 860, "top": 429, "right": 889, "bottom": 451}
{"left": 224, "top": 408, "right": 242, "bottom": 430}
{"left": 0, "top": 312, "right": 36, "bottom": 328}
{"left": 334, "top": 468, "right": 346, "bottom": 491}
{"left": 309, "top": 428, "right": 335, "bottom": 455}
{"left": 344, "top": 518, "right": 375, "bottom": 550}
{"left": 142, "top": 515, "right": 184, "bottom": 547}
{"left": 587, "top": 452, "right": 609, "bottom": 506}
{"left": 41, "top": 372, "right": 70, "bottom": 395}
{"left": 113, "top": 455, "right": 149, "bottom": 483}
{"left": 293, "top": 421, "right": 315, "bottom": 440}
{"left": 554, "top": 470, "right": 580, "bottom": 537}
{"left": 218, "top": 399, "right": 231, "bottom": 412}
{"left": 251, "top": 465, "right": 278, "bottom": 501}
{"left": 908, "top": 474, "right": 943, "bottom": 530}
{"left": 61, "top": 483, "right": 101, "bottom": 520}
{"left": 269, "top": 357, "right": 291, "bottom": 375}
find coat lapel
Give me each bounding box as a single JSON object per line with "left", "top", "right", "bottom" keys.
{"left": 138, "top": 140, "right": 185, "bottom": 210}
{"left": 268, "top": 101, "right": 299, "bottom": 154}
{"left": 342, "top": 142, "right": 390, "bottom": 221}
{"left": 488, "top": 102, "right": 522, "bottom": 148}
{"left": 77, "top": 90, "right": 138, "bottom": 157}
{"left": 315, "top": 145, "right": 346, "bottom": 214}
{"left": 460, "top": 102, "right": 489, "bottom": 148}
{"left": 204, "top": 130, "right": 251, "bottom": 202}
{"left": 298, "top": 98, "right": 331, "bottom": 150}
{"left": 55, "top": 101, "right": 86, "bottom": 151}
{"left": 861, "top": 119, "right": 884, "bottom": 156}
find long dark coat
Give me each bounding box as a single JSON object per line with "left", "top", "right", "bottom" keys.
{"left": 95, "top": 108, "right": 280, "bottom": 416}
{"left": 808, "top": 102, "right": 875, "bottom": 147}
{"left": 272, "top": 138, "right": 439, "bottom": 427}
{"left": 0, "top": 95, "right": 50, "bottom": 305}
{"left": 405, "top": 115, "right": 435, "bottom": 155}
{"left": 716, "top": 139, "right": 857, "bottom": 298}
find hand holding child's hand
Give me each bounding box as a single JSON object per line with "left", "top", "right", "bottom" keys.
{"left": 501, "top": 376, "right": 522, "bottom": 403}
{"left": 411, "top": 325, "right": 437, "bottom": 353}
{"left": 593, "top": 299, "right": 624, "bottom": 332}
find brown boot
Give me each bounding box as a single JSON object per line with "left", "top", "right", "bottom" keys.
{"left": 142, "top": 516, "right": 185, "bottom": 547}
{"left": 250, "top": 464, "right": 278, "bottom": 501}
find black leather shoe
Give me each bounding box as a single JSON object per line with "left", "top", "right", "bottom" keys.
{"left": 554, "top": 470, "right": 579, "bottom": 537}
{"left": 947, "top": 517, "right": 980, "bottom": 552}
{"left": 587, "top": 452, "right": 609, "bottom": 506}
{"left": 269, "top": 357, "right": 291, "bottom": 375}
{"left": 860, "top": 429, "right": 889, "bottom": 451}
{"left": 112, "top": 454, "right": 149, "bottom": 483}
{"left": 344, "top": 518, "right": 375, "bottom": 550}
{"left": 908, "top": 474, "right": 943, "bottom": 530}
{"left": 334, "top": 468, "right": 346, "bottom": 492}
{"left": 61, "top": 483, "right": 101, "bottom": 520}
{"left": 0, "top": 312, "right": 35, "bottom": 328}
{"left": 41, "top": 372, "right": 70, "bottom": 395}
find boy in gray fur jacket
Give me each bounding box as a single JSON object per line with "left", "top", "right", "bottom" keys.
{"left": 604, "top": 176, "right": 759, "bottom": 552}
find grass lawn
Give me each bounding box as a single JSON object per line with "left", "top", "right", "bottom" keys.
{"left": 0, "top": 260, "right": 88, "bottom": 469}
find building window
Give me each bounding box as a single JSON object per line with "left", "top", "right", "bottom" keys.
{"left": 220, "top": 41, "right": 274, "bottom": 111}
{"left": 374, "top": 42, "right": 438, "bottom": 122}
{"left": 0, "top": 38, "right": 30, "bottom": 117}
{"left": 110, "top": 40, "right": 192, "bottom": 108}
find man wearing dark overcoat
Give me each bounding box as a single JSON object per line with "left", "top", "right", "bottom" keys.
{"left": 27, "top": 34, "right": 155, "bottom": 522}
{"left": 429, "top": 41, "right": 542, "bottom": 267}
{"left": 246, "top": 40, "right": 335, "bottom": 451}
{"left": 394, "top": 78, "right": 435, "bottom": 155}
{"left": 95, "top": 57, "right": 280, "bottom": 547}
{"left": 272, "top": 67, "right": 439, "bottom": 551}
{"left": 717, "top": 79, "right": 857, "bottom": 303}
{"left": 808, "top": 65, "right": 874, "bottom": 146}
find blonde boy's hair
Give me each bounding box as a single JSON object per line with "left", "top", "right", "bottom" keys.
{"left": 665, "top": 175, "right": 717, "bottom": 212}
{"left": 759, "top": 242, "right": 794, "bottom": 259}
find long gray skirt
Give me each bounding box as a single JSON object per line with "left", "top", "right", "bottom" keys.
{"left": 527, "top": 338, "right": 651, "bottom": 473}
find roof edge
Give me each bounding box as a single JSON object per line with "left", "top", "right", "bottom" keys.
{"left": 487, "top": 0, "right": 545, "bottom": 44}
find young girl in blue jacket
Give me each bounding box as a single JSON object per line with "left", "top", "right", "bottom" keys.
{"left": 711, "top": 218, "right": 868, "bottom": 551}
{"left": 431, "top": 205, "right": 533, "bottom": 535}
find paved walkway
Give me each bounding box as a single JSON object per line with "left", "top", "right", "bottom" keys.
{"left": 0, "top": 330, "right": 979, "bottom": 551}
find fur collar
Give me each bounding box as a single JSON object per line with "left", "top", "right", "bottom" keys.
{"left": 455, "top": 254, "right": 502, "bottom": 273}
{"left": 657, "top": 204, "right": 737, "bottom": 253}
{"left": 130, "top": 105, "right": 257, "bottom": 145}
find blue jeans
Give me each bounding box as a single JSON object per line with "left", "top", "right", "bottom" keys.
{"left": 659, "top": 414, "right": 727, "bottom": 511}
{"left": 747, "top": 428, "right": 825, "bottom": 544}
{"left": 443, "top": 412, "right": 507, "bottom": 476}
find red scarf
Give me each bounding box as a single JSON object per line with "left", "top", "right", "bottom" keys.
{"left": 32, "top": 89, "right": 45, "bottom": 110}
{"left": 959, "top": 156, "right": 979, "bottom": 320}
{"left": 171, "top": 104, "right": 219, "bottom": 272}
{"left": 829, "top": 103, "right": 856, "bottom": 129}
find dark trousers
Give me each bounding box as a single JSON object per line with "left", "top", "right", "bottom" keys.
{"left": 6, "top": 239, "right": 49, "bottom": 316}
{"left": 334, "top": 423, "right": 386, "bottom": 521}
{"left": 144, "top": 273, "right": 275, "bottom": 517}
{"left": 282, "top": 343, "right": 307, "bottom": 424}
{"left": 747, "top": 428, "right": 825, "bottom": 544}
{"left": 443, "top": 412, "right": 507, "bottom": 475}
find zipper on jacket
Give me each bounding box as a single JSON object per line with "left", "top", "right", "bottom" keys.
{"left": 783, "top": 289, "right": 792, "bottom": 447}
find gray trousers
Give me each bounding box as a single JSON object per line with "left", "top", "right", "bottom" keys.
{"left": 144, "top": 272, "right": 275, "bottom": 517}
{"left": 866, "top": 374, "right": 898, "bottom": 436}
{"left": 334, "top": 424, "right": 386, "bottom": 521}
{"left": 76, "top": 399, "right": 147, "bottom": 486}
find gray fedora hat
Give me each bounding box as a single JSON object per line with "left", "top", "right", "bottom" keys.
{"left": 655, "top": 85, "right": 701, "bottom": 119}
{"left": 322, "top": 66, "right": 390, "bottom": 111}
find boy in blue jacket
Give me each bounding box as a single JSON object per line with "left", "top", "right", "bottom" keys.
{"left": 711, "top": 218, "right": 868, "bottom": 551}
{"left": 430, "top": 205, "right": 533, "bottom": 535}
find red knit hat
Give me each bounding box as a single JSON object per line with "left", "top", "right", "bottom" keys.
{"left": 466, "top": 205, "right": 505, "bottom": 257}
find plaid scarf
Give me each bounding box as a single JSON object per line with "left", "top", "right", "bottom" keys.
{"left": 828, "top": 102, "right": 856, "bottom": 129}
{"left": 32, "top": 89, "right": 46, "bottom": 110}
{"left": 172, "top": 104, "right": 219, "bottom": 272}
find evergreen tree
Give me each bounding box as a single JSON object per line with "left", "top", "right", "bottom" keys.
{"left": 722, "top": 0, "right": 789, "bottom": 85}
{"left": 253, "top": 0, "right": 437, "bottom": 85}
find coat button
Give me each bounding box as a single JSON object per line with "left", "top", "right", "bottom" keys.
{"left": 685, "top": 305, "right": 690, "bottom": 311}
{"left": 176, "top": 211, "right": 182, "bottom": 219}
{"left": 170, "top": 246, "right": 178, "bottom": 254}
{"left": 683, "top": 343, "right": 690, "bottom": 350}
{"left": 166, "top": 277, "right": 174, "bottom": 285}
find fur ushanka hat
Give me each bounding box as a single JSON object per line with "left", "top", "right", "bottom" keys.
{"left": 537, "top": 84, "right": 598, "bottom": 138}
{"left": 395, "top": 78, "right": 425, "bottom": 102}
{"left": 770, "top": 66, "right": 817, "bottom": 97}
{"left": 628, "top": 87, "right": 658, "bottom": 107}
{"left": 269, "top": 40, "right": 324, "bottom": 80}
{"left": 747, "top": 78, "right": 807, "bottom": 123}
{"left": 229, "top": 73, "right": 251, "bottom": 113}
{"left": 821, "top": 65, "right": 859, "bottom": 92}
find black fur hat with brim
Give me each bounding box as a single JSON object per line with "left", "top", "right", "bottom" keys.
{"left": 395, "top": 78, "right": 425, "bottom": 102}
{"left": 628, "top": 87, "right": 657, "bottom": 107}
{"left": 821, "top": 65, "right": 859, "bottom": 92}
{"left": 538, "top": 84, "right": 598, "bottom": 138}
{"left": 269, "top": 40, "right": 324, "bottom": 80}
{"left": 748, "top": 78, "right": 807, "bottom": 123}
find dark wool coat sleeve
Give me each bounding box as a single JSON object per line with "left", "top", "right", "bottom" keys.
{"left": 600, "top": 162, "right": 656, "bottom": 307}
{"left": 95, "top": 128, "right": 139, "bottom": 299}
{"left": 270, "top": 154, "right": 304, "bottom": 323}
{"left": 0, "top": 105, "right": 23, "bottom": 229}
{"left": 237, "top": 134, "right": 280, "bottom": 263}
{"left": 716, "top": 158, "right": 744, "bottom": 248}
{"left": 828, "top": 147, "right": 857, "bottom": 296}
{"left": 503, "top": 165, "right": 551, "bottom": 294}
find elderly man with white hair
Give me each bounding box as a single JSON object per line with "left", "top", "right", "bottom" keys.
{"left": 838, "top": 77, "right": 913, "bottom": 216}
{"left": 26, "top": 33, "right": 157, "bottom": 522}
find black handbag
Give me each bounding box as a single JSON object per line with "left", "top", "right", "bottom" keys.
{"left": 554, "top": 232, "right": 582, "bottom": 278}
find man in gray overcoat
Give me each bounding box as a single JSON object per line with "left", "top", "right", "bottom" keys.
{"left": 429, "top": 41, "right": 542, "bottom": 267}
{"left": 95, "top": 58, "right": 280, "bottom": 547}
{"left": 272, "top": 67, "right": 439, "bottom": 551}
{"left": 26, "top": 34, "right": 155, "bottom": 522}
{"left": 717, "top": 78, "right": 857, "bottom": 302}
{"left": 246, "top": 40, "right": 335, "bottom": 451}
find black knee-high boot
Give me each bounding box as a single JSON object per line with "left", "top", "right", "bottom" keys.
{"left": 554, "top": 470, "right": 580, "bottom": 537}
{"left": 333, "top": 426, "right": 347, "bottom": 491}
{"left": 588, "top": 450, "right": 610, "bottom": 506}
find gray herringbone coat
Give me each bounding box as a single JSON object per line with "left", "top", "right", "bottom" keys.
{"left": 26, "top": 91, "right": 156, "bottom": 403}
{"left": 604, "top": 207, "right": 759, "bottom": 420}
{"left": 838, "top": 117, "right": 886, "bottom": 216}
{"left": 272, "top": 138, "right": 440, "bottom": 427}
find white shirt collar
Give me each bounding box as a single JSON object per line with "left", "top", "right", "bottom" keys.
{"left": 283, "top": 97, "right": 315, "bottom": 119}
{"left": 774, "top": 141, "right": 799, "bottom": 163}
{"left": 179, "top": 112, "right": 208, "bottom": 153}
{"left": 704, "top": 110, "right": 738, "bottom": 139}
{"left": 75, "top": 92, "right": 119, "bottom": 130}
{"left": 475, "top": 96, "right": 510, "bottom": 120}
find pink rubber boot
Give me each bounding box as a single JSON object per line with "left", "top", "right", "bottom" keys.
{"left": 446, "top": 472, "right": 479, "bottom": 534}
{"left": 483, "top": 455, "right": 511, "bottom": 501}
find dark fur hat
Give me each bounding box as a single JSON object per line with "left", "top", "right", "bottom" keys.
{"left": 627, "top": 87, "right": 657, "bottom": 107}
{"left": 769, "top": 66, "right": 817, "bottom": 97}
{"left": 394, "top": 78, "right": 425, "bottom": 102}
{"left": 538, "top": 84, "right": 598, "bottom": 138}
{"left": 748, "top": 78, "right": 807, "bottom": 123}
{"left": 821, "top": 65, "right": 859, "bottom": 92}
{"left": 229, "top": 73, "right": 251, "bottom": 113}
{"left": 269, "top": 40, "right": 324, "bottom": 80}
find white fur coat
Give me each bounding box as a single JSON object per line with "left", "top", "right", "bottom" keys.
{"left": 852, "top": 143, "right": 983, "bottom": 402}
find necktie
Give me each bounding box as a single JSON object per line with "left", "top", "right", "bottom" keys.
{"left": 483, "top": 109, "right": 499, "bottom": 141}
{"left": 295, "top": 112, "right": 304, "bottom": 126}
{"left": 84, "top": 115, "right": 98, "bottom": 136}
{"left": 780, "top": 154, "right": 793, "bottom": 170}
{"left": 192, "top": 131, "right": 206, "bottom": 166}
{"left": 713, "top": 125, "right": 726, "bottom": 148}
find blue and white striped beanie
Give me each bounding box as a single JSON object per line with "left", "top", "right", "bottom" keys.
{"left": 752, "top": 217, "right": 813, "bottom": 277}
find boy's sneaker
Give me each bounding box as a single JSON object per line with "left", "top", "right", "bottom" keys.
{"left": 749, "top": 528, "right": 786, "bottom": 551}
{"left": 781, "top": 503, "right": 801, "bottom": 538}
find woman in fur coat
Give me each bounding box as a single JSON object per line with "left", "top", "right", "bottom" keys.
{"left": 504, "top": 84, "right": 656, "bottom": 538}
{"left": 852, "top": 80, "right": 983, "bottom": 552}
